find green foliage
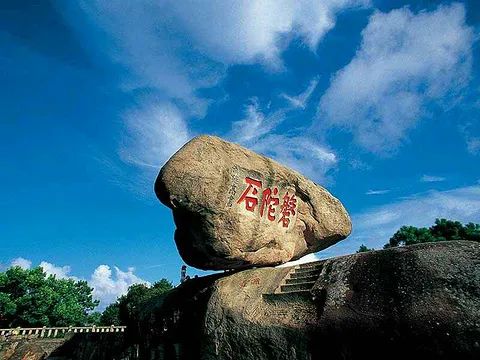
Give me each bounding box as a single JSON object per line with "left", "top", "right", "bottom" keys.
{"left": 357, "top": 218, "right": 480, "bottom": 253}
{"left": 464, "top": 222, "right": 480, "bottom": 242}
{"left": 385, "top": 218, "right": 480, "bottom": 249}
{"left": 100, "top": 303, "right": 121, "bottom": 326}
{"left": 0, "top": 266, "right": 99, "bottom": 328}
{"left": 86, "top": 311, "right": 102, "bottom": 326}
{"left": 152, "top": 279, "right": 174, "bottom": 293}
{"left": 356, "top": 244, "right": 374, "bottom": 253}
{"left": 99, "top": 278, "right": 173, "bottom": 327}
{"left": 384, "top": 226, "right": 436, "bottom": 248}
{"left": 0, "top": 264, "right": 174, "bottom": 328}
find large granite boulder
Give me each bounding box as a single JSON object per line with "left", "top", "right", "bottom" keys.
{"left": 155, "top": 135, "right": 351, "bottom": 270}
{"left": 132, "top": 241, "right": 480, "bottom": 360}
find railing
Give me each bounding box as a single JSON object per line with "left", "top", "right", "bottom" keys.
{"left": 0, "top": 325, "right": 126, "bottom": 338}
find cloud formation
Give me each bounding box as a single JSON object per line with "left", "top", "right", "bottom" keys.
{"left": 90, "top": 265, "right": 150, "bottom": 310}
{"left": 281, "top": 78, "right": 319, "bottom": 109}
{"left": 229, "top": 100, "right": 286, "bottom": 144}
{"left": 169, "top": 0, "right": 369, "bottom": 66}
{"left": 466, "top": 135, "right": 480, "bottom": 155}
{"left": 120, "top": 102, "right": 191, "bottom": 169}
{"left": 421, "top": 175, "right": 446, "bottom": 183}
{"left": 365, "top": 189, "right": 390, "bottom": 195}
{"left": 39, "top": 261, "right": 77, "bottom": 280}
{"left": 320, "top": 184, "right": 480, "bottom": 258}
{"left": 319, "top": 3, "right": 474, "bottom": 153}
{"left": 10, "top": 257, "right": 32, "bottom": 269}
{"left": 250, "top": 134, "right": 337, "bottom": 182}
{"left": 60, "top": 1, "right": 370, "bottom": 177}
{"left": 7, "top": 260, "right": 148, "bottom": 310}
{"left": 62, "top": 0, "right": 370, "bottom": 116}
{"left": 229, "top": 100, "right": 337, "bottom": 182}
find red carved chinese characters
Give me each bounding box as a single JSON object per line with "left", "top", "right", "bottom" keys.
{"left": 237, "top": 177, "right": 297, "bottom": 228}
{"left": 236, "top": 177, "right": 262, "bottom": 212}
{"left": 278, "top": 193, "right": 297, "bottom": 228}
{"left": 260, "top": 187, "right": 279, "bottom": 221}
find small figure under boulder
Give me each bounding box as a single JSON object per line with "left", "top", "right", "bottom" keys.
{"left": 155, "top": 135, "right": 351, "bottom": 270}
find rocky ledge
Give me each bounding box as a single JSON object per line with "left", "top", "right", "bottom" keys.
{"left": 133, "top": 241, "right": 479, "bottom": 360}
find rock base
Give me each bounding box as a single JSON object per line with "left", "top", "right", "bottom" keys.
{"left": 134, "top": 241, "right": 480, "bottom": 360}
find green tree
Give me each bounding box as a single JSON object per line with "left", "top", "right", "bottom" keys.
{"left": 118, "top": 280, "right": 173, "bottom": 326}
{"left": 429, "top": 218, "right": 464, "bottom": 241}
{"left": 384, "top": 219, "right": 480, "bottom": 249}
{"left": 384, "top": 226, "right": 435, "bottom": 248}
{"left": 356, "top": 244, "right": 374, "bottom": 253}
{"left": 86, "top": 311, "right": 102, "bottom": 325}
{"left": 100, "top": 303, "right": 121, "bottom": 326}
{"left": 151, "top": 279, "right": 174, "bottom": 293}
{"left": 0, "top": 266, "right": 98, "bottom": 327}
{"left": 464, "top": 222, "right": 480, "bottom": 242}
{"left": 99, "top": 279, "right": 173, "bottom": 327}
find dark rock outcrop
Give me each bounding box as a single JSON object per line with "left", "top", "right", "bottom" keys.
{"left": 0, "top": 333, "right": 129, "bottom": 360}
{"left": 132, "top": 241, "right": 480, "bottom": 359}
{"left": 0, "top": 337, "right": 62, "bottom": 360}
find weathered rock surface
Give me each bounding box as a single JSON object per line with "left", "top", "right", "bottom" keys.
{"left": 132, "top": 241, "right": 479, "bottom": 360}
{"left": 0, "top": 333, "right": 128, "bottom": 360}
{"left": 0, "top": 337, "right": 65, "bottom": 360}
{"left": 155, "top": 135, "right": 351, "bottom": 270}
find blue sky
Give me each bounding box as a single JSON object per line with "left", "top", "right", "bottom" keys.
{"left": 1, "top": 0, "right": 480, "bottom": 308}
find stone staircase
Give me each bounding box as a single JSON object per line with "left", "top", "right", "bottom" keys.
{"left": 264, "top": 261, "right": 323, "bottom": 301}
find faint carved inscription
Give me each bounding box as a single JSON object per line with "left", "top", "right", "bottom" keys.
{"left": 240, "top": 277, "right": 261, "bottom": 288}
{"left": 226, "top": 166, "right": 241, "bottom": 207}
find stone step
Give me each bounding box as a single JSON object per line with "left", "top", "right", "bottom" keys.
{"left": 293, "top": 265, "right": 322, "bottom": 273}
{"left": 290, "top": 269, "right": 321, "bottom": 278}
{"left": 297, "top": 261, "right": 324, "bottom": 269}
{"left": 263, "top": 290, "right": 313, "bottom": 302}
{"left": 295, "top": 263, "right": 323, "bottom": 270}
{"left": 285, "top": 275, "right": 318, "bottom": 284}
{"left": 280, "top": 281, "right": 316, "bottom": 293}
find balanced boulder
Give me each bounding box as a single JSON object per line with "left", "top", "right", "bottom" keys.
{"left": 155, "top": 135, "right": 351, "bottom": 270}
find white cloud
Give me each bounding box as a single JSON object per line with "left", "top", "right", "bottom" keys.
{"left": 365, "top": 189, "right": 390, "bottom": 195}
{"left": 421, "top": 175, "right": 446, "bottom": 183}
{"left": 10, "top": 257, "right": 32, "bottom": 269}
{"left": 466, "top": 137, "right": 480, "bottom": 155}
{"left": 229, "top": 101, "right": 337, "bottom": 182}
{"left": 277, "top": 253, "right": 320, "bottom": 267}
{"left": 319, "top": 3, "right": 474, "bottom": 153}
{"left": 90, "top": 265, "right": 150, "bottom": 310}
{"left": 170, "top": 0, "right": 369, "bottom": 66}
{"left": 61, "top": 0, "right": 369, "bottom": 114}
{"left": 8, "top": 259, "right": 149, "bottom": 310}
{"left": 120, "top": 102, "right": 192, "bottom": 169}
{"left": 250, "top": 134, "right": 337, "bottom": 182}
{"left": 460, "top": 122, "right": 480, "bottom": 155}
{"left": 230, "top": 99, "right": 285, "bottom": 144}
{"left": 281, "top": 78, "right": 319, "bottom": 109}
{"left": 39, "top": 261, "right": 77, "bottom": 280}
{"left": 319, "top": 184, "right": 480, "bottom": 258}
{"left": 60, "top": 1, "right": 370, "bottom": 178}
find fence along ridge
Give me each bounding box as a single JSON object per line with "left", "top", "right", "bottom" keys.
{"left": 0, "top": 325, "right": 126, "bottom": 337}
